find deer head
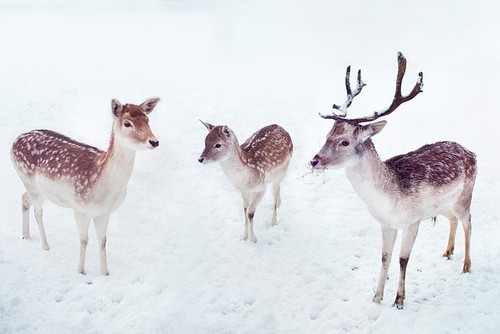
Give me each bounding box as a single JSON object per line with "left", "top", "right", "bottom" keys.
{"left": 310, "top": 52, "right": 423, "bottom": 169}
{"left": 198, "top": 120, "right": 237, "bottom": 164}
{"left": 112, "top": 97, "right": 160, "bottom": 151}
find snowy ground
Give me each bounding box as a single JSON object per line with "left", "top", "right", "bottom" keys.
{"left": 1, "top": 1, "right": 499, "bottom": 333}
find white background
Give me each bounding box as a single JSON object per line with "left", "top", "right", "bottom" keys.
{"left": 1, "top": 1, "right": 499, "bottom": 333}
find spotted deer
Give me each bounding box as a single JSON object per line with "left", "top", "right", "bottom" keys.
{"left": 198, "top": 121, "right": 293, "bottom": 242}
{"left": 310, "top": 53, "right": 477, "bottom": 309}
{"left": 11, "top": 97, "right": 160, "bottom": 275}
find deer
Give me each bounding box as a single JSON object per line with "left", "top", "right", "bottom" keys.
{"left": 10, "top": 97, "right": 160, "bottom": 275}
{"left": 198, "top": 121, "right": 293, "bottom": 242}
{"left": 310, "top": 52, "right": 477, "bottom": 309}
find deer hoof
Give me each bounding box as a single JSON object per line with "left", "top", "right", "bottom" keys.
{"left": 372, "top": 293, "right": 383, "bottom": 304}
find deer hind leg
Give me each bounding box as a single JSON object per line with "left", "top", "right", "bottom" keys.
{"left": 461, "top": 214, "right": 472, "bottom": 273}
{"left": 22, "top": 192, "right": 32, "bottom": 240}
{"left": 394, "top": 221, "right": 420, "bottom": 309}
{"left": 456, "top": 177, "right": 474, "bottom": 273}
{"left": 373, "top": 226, "right": 397, "bottom": 304}
{"left": 453, "top": 208, "right": 472, "bottom": 273}
{"left": 74, "top": 211, "right": 91, "bottom": 275}
{"left": 442, "top": 211, "right": 459, "bottom": 259}
{"left": 271, "top": 181, "right": 282, "bottom": 226}
{"left": 94, "top": 215, "right": 110, "bottom": 276}
{"left": 28, "top": 192, "right": 49, "bottom": 250}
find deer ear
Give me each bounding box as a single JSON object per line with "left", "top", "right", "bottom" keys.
{"left": 222, "top": 126, "right": 231, "bottom": 138}
{"left": 112, "top": 99, "right": 122, "bottom": 117}
{"left": 368, "top": 120, "right": 387, "bottom": 136}
{"left": 140, "top": 97, "right": 160, "bottom": 114}
{"left": 358, "top": 120, "right": 387, "bottom": 141}
{"left": 199, "top": 119, "right": 214, "bottom": 131}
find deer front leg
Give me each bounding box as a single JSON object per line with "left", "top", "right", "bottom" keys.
{"left": 241, "top": 193, "right": 251, "bottom": 241}
{"left": 74, "top": 211, "right": 91, "bottom": 275}
{"left": 241, "top": 190, "right": 265, "bottom": 242}
{"left": 94, "top": 215, "right": 110, "bottom": 276}
{"left": 394, "top": 221, "right": 420, "bottom": 309}
{"left": 373, "top": 226, "right": 397, "bottom": 304}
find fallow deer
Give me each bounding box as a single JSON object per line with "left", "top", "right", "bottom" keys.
{"left": 198, "top": 121, "right": 293, "bottom": 242}
{"left": 11, "top": 97, "right": 160, "bottom": 275}
{"left": 310, "top": 53, "right": 477, "bottom": 309}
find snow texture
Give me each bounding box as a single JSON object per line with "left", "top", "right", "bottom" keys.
{"left": 1, "top": 0, "right": 500, "bottom": 333}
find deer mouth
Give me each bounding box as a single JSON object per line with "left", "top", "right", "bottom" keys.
{"left": 310, "top": 157, "right": 325, "bottom": 169}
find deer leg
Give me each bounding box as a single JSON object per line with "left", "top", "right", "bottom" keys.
{"left": 271, "top": 182, "right": 281, "bottom": 226}
{"left": 245, "top": 190, "right": 266, "bottom": 243}
{"left": 74, "top": 211, "right": 91, "bottom": 275}
{"left": 373, "top": 226, "right": 397, "bottom": 304}
{"left": 22, "top": 192, "right": 32, "bottom": 240}
{"left": 94, "top": 215, "right": 110, "bottom": 276}
{"left": 461, "top": 214, "right": 472, "bottom": 273}
{"left": 394, "top": 221, "right": 420, "bottom": 309}
{"left": 31, "top": 193, "right": 49, "bottom": 251}
{"left": 241, "top": 193, "right": 251, "bottom": 241}
{"left": 442, "top": 211, "right": 458, "bottom": 259}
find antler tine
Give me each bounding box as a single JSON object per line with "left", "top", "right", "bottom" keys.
{"left": 360, "top": 52, "right": 424, "bottom": 122}
{"left": 321, "top": 66, "right": 365, "bottom": 120}
{"left": 333, "top": 66, "right": 366, "bottom": 116}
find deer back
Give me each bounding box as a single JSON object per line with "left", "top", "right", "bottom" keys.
{"left": 240, "top": 124, "right": 293, "bottom": 173}
{"left": 385, "top": 141, "right": 477, "bottom": 195}
{"left": 11, "top": 130, "right": 105, "bottom": 191}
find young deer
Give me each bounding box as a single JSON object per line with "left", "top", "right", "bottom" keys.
{"left": 11, "top": 98, "right": 160, "bottom": 275}
{"left": 310, "top": 53, "right": 477, "bottom": 309}
{"left": 198, "top": 121, "right": 293, "bottom": 242}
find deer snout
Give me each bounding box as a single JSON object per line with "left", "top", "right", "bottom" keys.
{"left": 310, "top": 157, "right": 320, "bottom": 168}
{"left": 198, "top": 156, "right": 205, "bottom": 163}
{"left": 149, "top": 139, "right": 159, "bottom": 148}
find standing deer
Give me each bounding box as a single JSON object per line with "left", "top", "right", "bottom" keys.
{"left": 310, "top": 53, "right": 477, "bottom": 309}
{"left": 11, "top": 97, "right": 160, "bottom": 275}
{"left": 198, "top": 121, "right": 293, "bottom": 242}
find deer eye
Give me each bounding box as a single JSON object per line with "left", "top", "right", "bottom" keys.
{"left": 341, "top": 140, "right": 350, "bottom": 147}
{"left": 124, "top": 121, "right": 133, "bottom": 128}
{"left": 215, "top": 143, "right": 221, "bottom": 149}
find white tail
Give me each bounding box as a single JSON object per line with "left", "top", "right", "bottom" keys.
{"left": 198, "top": 121, "right": 293, "bottom": 242}
{"left": 310, "top": 53, "right": 477, "bottom": 308}
{"left": 11, "top": 97, "right": 160, "bottom": 275}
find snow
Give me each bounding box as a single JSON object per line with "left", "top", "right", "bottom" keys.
{"left": 1, "top": 0, "right": 499, "bottom": 333}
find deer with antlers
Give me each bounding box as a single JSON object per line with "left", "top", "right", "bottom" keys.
{"left": 198, "top": 121, "right": 293, "bottom": 242}
{"left": 310, "top": 53, "right": 477, "bottom": 309}
{"left": 11, "top": 98, "right": 160, "bottom": 275}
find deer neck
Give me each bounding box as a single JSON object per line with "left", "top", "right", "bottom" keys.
{"left": 344, "top": 139, "right": 391, "bottom": 204}
{"left": 98, "top": 131, "right": 137, "bottom": 190}
{"left": 218, "top": 141, "right": 256, "bottom": 190}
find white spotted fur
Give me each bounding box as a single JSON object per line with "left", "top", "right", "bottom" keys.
{"left": 11, "top": 98, "right": 160, "bottom": 275}
{"left": 198, "top": 121, "right": 293, "bottom": 242}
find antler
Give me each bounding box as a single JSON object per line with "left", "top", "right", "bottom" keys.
{"left": 320, "top": 52, "right": 424, "bottom": 124}
{"left": 332, "top": 66, "right": 366, "bottom": 117}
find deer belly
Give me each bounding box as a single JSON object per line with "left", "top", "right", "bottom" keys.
{"left": 35, "top": 176, "right": 81, "bottom": 209}
{"left": 368, "top": 182, "right": 465, "bottom": 228}
{"left": 34, "top": 175, "right": 127, "bottom": 216}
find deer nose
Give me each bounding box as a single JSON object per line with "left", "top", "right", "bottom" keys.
{"left": 310, "top": 159, "right": 319, "bottom": 167}
{"left": 198, "top": 157, "right": 204, "bottom": 163}
{"left": 149, "top": 140, "right": 159, "bottom": 148}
